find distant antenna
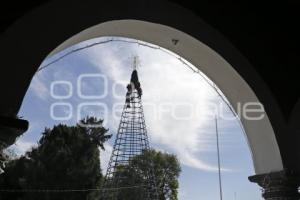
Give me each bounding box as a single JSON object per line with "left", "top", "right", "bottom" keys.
{"left": 133, "top": 55, "right": 140, "bottom": 70}
{"left": 215, "top": 116, "right": 223, "bottom": 200}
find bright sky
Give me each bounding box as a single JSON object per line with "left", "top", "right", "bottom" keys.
{"left": 11, "top": 37, "right": 261, "bottom": 200}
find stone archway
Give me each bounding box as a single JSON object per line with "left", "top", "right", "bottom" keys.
{"left": 48, "top": 19, "right": 283, "bottom": 175}
{"left": 1, "top": 0, "right": 298, "bottom": 199}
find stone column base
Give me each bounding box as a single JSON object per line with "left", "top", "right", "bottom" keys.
{"left": 249, "top": 170, "right": 300, "bottom": 200}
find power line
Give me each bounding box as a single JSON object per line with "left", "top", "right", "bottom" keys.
{"left": 215, "top": 116, "right": 223, "bottom": 200}
{"left": 0, "top": 185, "right": 146, "bottom": 193}
{"left": 37, "top": 38, "right": 159, "bottom": 73}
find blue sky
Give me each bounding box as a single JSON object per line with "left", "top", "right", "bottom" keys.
{"left": 11, "top": 37, "right": 261, "bottom": 200}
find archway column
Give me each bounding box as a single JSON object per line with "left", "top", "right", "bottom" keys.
{"left": 249, "top": 170, "right": 300, "bottom": 200}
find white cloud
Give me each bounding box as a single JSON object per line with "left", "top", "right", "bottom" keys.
{"left": 80, "top": 39, "right": 228, "bottom": 172}
{"left": 30, "top": 72, "right": 49, "bottom": 100}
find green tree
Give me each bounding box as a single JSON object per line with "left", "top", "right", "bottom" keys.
{"left": 0, "top": 117, "right": 111, "bottom": 200}
{"left": 115, "top": 149, "right": 181, "bottom": 200}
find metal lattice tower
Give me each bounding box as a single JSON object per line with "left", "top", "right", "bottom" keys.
{"left": 101, "top": 58, "right": 159, "bottom": 200}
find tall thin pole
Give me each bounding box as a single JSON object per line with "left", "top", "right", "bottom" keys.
{"left": 215, "top": 116, "right": 223, "bottom": 200}
{"left": 133, "top": 55, "right": 139, "bottom": 70}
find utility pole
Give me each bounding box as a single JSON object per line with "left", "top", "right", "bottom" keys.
{"left": 215, "top": 116, "right": 223, "bottom": 200}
